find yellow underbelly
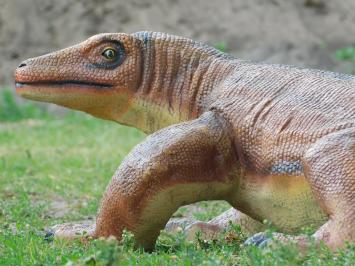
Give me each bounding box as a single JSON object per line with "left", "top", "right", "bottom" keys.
{"left": 232, "top": 173, "right": 328, "bottom": 233}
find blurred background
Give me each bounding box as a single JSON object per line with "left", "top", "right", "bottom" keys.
{"left": 1, "top": 2, "right": 355, "bottom": 264}
{"left": 1, "top": 0, "right": 355, "bottom": 90}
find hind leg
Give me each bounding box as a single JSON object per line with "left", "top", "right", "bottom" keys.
{"left": 302, "top": 128, "right": 355, "bottom": 249}
{"left": 247, "top": 128, "right": 355, "bottom": 250}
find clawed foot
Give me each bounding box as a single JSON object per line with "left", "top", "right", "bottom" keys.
{"left": 45, "top": 220, "right": 96, "bottom": 241}
{"left": 165, "top": 218, "right": 223, "bottom": 241}
{"left": 244, "top": 232, "right": 272, "bottom": 247}
{"left": 164, "top": 218, "right": 196, "bottom": 233}
{"left": 167, "top": 217, "right": 263, "bottom": 243}
{"left": 185, "top": 221, "right": 223, "bottom": 241}
{"left": 244, "top": 232, "right": 310, "bottom": 250}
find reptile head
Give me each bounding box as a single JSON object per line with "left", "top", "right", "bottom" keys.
{"left": 15, "top": 33, "right": 143, "bottom": 121}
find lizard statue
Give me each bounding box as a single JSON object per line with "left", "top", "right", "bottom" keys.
{"left": 14, "top": 32, "right": 355, "bottom": 250}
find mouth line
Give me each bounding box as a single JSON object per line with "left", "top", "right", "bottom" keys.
{"left": 15, "top": 80, "right": 113, "bottom": 89}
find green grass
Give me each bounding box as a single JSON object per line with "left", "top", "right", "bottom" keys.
{"left": 1, "top": 91, "right": 355, "bottom": 265}
{"left": 0, "top": 89, "right": 48, "bottom": 121}
{"left": 214, "top": 42, "right": 228, "bottom": 53}
{"left": 334, "top": 46, "right": 355, "bottom": 74}
{"left": 334, "top": 46, "right": 355, "bottom": 62}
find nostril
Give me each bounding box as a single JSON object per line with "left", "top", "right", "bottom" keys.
{"left": 18, "top": 62, "right": 27, "bottom": 68}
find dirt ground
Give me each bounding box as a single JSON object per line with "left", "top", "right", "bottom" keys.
{"left": 1, "top": 0, "right": 355, "bottom": 87}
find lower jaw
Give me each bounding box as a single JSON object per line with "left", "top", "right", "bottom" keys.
{"left": 15, "top": 84, "right": 135, "bottom": 121}
{"left": 16, "top": 86, "right": 55, "bottom": 102}
{"left": 15, "top": 83, "right": 119, "bottom": 102}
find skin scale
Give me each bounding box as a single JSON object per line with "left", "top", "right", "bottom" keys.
{"left": 14, "top": 31, "right": 354, "bottom": 250}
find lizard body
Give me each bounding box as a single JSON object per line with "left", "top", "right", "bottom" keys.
{"left": 15, "top": 32, "right": 355, "bottom": 250}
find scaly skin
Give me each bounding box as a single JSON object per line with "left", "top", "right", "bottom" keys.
{"left": 15, "top": 32, "right": 355, "bottom": 250}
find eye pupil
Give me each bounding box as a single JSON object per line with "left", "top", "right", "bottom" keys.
{"left": 102, "top": 48, "right": 116, "bottom": 60}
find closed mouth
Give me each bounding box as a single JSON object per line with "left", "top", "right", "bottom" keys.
{"left": 15, "top": 80, "right": 113, "bottom": 89}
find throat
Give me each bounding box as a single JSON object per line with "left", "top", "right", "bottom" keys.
{"left": 115, "top": 98, "right": 185, "bottom": 134}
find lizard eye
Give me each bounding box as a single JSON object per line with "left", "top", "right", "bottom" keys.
{"left": 102, "top": 48, "right": 117, "bottom": 60}
{"left": 91, "top": 41, "right": 125, "bottom": 69}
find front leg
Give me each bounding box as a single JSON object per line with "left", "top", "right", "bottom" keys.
{"left": 94, "top": 111, "right": 238, "bottom": 249}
